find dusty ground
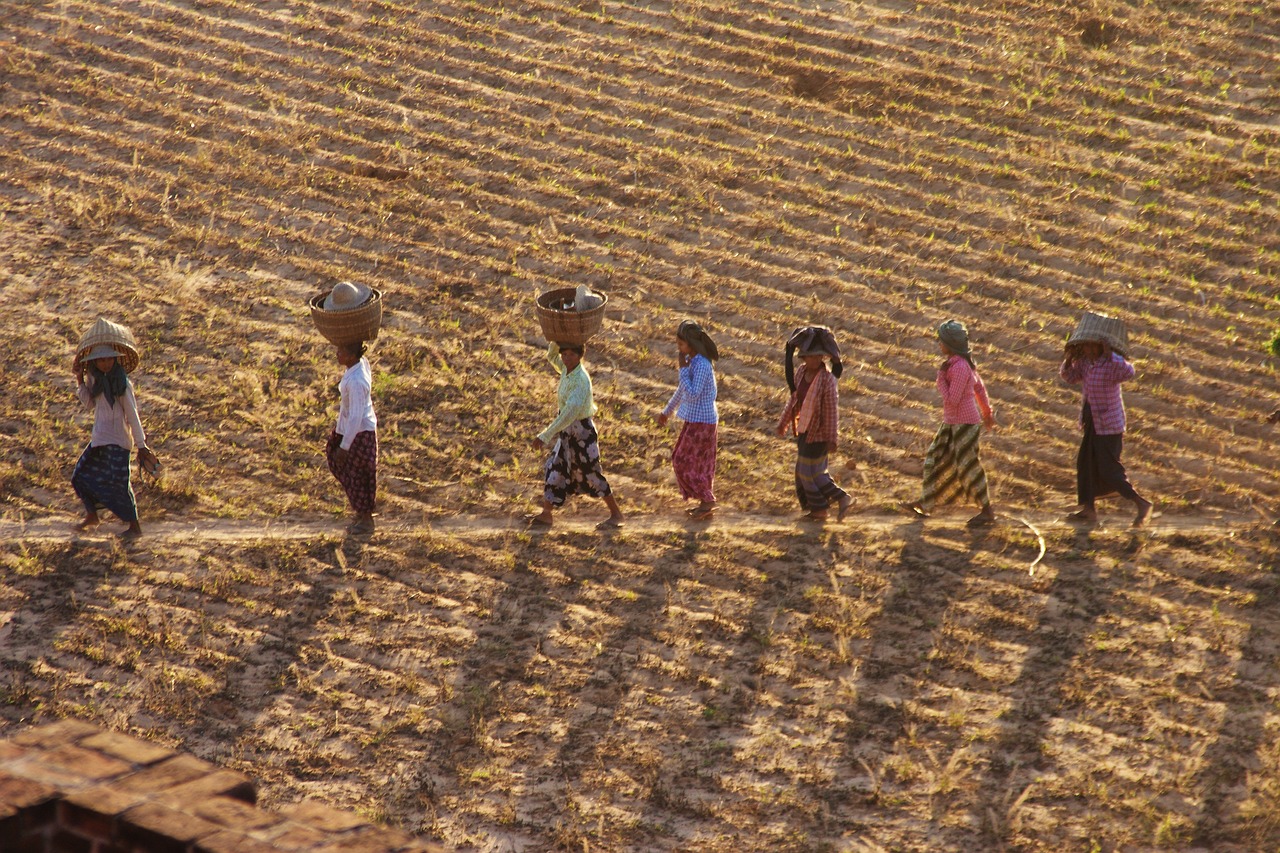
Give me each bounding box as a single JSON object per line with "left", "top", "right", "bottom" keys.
{"left": 1, "top": 0, "right": 1279, "bottom": 850}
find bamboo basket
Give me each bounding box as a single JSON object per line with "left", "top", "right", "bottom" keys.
{"left": 309, "top": 288, "right": 383, "bottom": 345}
{"left": 1067, "top": 311, "right": 1128, "bottom": 356}
{"left": 74, "top": 317, "right": 140, "bottom": 373}
{"left": 536, "top": 287, "right": 607, "bottom": 345}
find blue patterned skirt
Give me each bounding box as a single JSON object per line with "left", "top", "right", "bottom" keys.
{"left": 71, "top": 443, "right": 138, "bottom": 522}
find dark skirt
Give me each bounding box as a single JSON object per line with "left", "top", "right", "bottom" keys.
{"left": 71, "top": 443, "right": 138, "bottom": 522}
{"left": 327, "top": 430, "right": 378, "bottom": 514}
{"left": 794, "top": 435, "right": 847, "bottom": 511}
{"left": 1077, "top": 404, "right": 1138, "bottom": 506}
{"left": 543, "top": 418, "right": 612, "bottom": 507}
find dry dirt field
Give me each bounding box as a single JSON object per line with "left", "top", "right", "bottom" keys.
{"left": 2, "top": 0, "right": 1279, "bottom": 850}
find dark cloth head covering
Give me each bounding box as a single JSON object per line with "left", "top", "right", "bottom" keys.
{"left": 937, "top": 320, "right": 975, "bottom": 367}
{"left": 89, "top": 362, "right": 131, "bottom": 408}
{"left": 784, "top": 326, "right": 842, "bottom": 391}
{"left": 677, "top": 320, "right": 718, "bottom": 361}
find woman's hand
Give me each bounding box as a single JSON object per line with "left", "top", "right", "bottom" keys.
{"left": 657, "top": 413, "right": 669, "bottom": 427}
{"left": 983, "top": 411, "right": 998, "bottom": 430}
{"left": 775, "top": 425, "right": 786, "bottom": 438}
{"left": 334, "top": 447, "right": 350, "bottom": 465}
{"left": 532, "top": 437, "right": 545, "bottom": 451}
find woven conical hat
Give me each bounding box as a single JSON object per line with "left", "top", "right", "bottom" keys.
{"left": 74, "top": 317, "right": 140, "bottom": 373}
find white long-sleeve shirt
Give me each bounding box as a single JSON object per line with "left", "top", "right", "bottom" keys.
{"left": 336, "top": 358, "right": 377, "bottom": 449}
{"left": 77, "top": 377, "right": 146, "bottom": 450}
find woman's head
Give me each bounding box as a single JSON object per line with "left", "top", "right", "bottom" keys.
{"left": 558, "top": 342, "right": 585, "bottom": 370}
{"left": 676, "top": 320, "right": 718, "bottom": 361}
{"left": 92, "top": 356, "right": 117, "bottom": 372}
{"left": 336, "top": 341, "right": 367, "bottom": 366}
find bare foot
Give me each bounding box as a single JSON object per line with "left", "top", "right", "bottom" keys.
{"left": 1066, "top": 508, "right": 1097, "bottom": 524}
{"left": 74, "top": 514, "right": 100, "bottom": 531}
{"left": 801, "top": 511, "right": 828, "bottom": 522}
{"left": 523, "top": 513, "right": 552, "bottom": 528}
{"left": 596, "top": 515, "right": 623, "bottom": 530}
{"left": 1132, "top": 497, "right": 1153, "bottom": 528}
{"left": 347, "top": 515, "right": 375, "bottom": 535}
{"left": 120, "top": 523, "right": 142, "bottom": 540}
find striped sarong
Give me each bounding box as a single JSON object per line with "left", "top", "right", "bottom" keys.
{"left": 672, "top": 422, "right": 717, "bottom": 504}
{"left": 71, "top": 443, "right": 138, "bottom": 522}
{"left": 919, "top": 423, "right": 990, "bottom": 511}
{"left": 794, "top": 436, "right": 847, "bottom": 511}
{"left": 543, "top": 418, "right": 612, "bottom": 508}
{"left": 327, "top": 430, "right": 378, "bottom": 514}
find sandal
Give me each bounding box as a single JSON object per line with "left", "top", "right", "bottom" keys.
{"left": 900, "top": 501, "right": 929, "bottom": 519}
{"left": 523, "top": 514, "right": 552, "bottom": 528}
{"left": 966, "top": 509, "right": 996, "bottom": 528}
{"left": 596, "top": 516, "right": 623, "bottom": 530}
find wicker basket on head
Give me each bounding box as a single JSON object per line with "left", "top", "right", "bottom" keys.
{"left": 74, "top": 317, "right": 140, "bottom": 373}
{"left": 1067, "top": 311, "right": 1128, "bottom": 356}
{"left": 309, "top": 288, "right": 383, "bottom": 346}
{"left": 536, "top": 287, "right": 607, "bottom": 345}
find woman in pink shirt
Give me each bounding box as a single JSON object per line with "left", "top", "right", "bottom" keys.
{"left": 1059, "top": 340, "right": 1152, "bottom": 527}
{"left": 905, "top": 321, "right": 997, "bottom": 527}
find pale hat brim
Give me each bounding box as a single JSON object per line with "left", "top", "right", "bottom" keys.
{"left": 82, "top": 344, "right": 127, "bottom": 362}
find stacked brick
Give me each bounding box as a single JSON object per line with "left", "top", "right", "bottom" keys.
{"left": 0, "top": 720, "right": 445, "bottom": 853}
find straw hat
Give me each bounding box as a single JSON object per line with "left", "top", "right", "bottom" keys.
{"left": 74, "top": 318, "right": 140, "bottom": 373}
{"left": 323, "top": 281, "right": 372, "bottom": 312}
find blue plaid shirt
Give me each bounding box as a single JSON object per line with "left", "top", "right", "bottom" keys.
{"left": 662, "top": 354, "right": 718, "bottom": 424}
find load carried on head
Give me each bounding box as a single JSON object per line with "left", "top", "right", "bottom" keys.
{"left": 310, "top": 281, "right": 383, "bottom": 345}
{"left": 1067, "top": 310, "right": 1128, "bottom": 356}
{"left": 536, "top": 284, "right": 607, "bottom": 345}
{"left": 75, "top": 317, "right": 140, "bottom": 374}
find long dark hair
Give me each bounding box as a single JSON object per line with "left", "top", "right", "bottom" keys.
{"left": 89, "top": 361, "right": 130, "bottom": 408}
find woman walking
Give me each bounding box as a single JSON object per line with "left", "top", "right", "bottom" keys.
{"left": 657, "top": 320, "right": 719, "bottom": 520}
{"left": 328, "top": 339, "right": 378, "bottom": 534}
{"left": 528, "top": 341, "right": 624, "bottom": 529}
{"left": 71, "top": 319, "right": 156, "bottom": 539}
{"left": 905, "top": 320, "right": 997, "bottom": 527}
{"left": 1060, "top": 339, "right": 1152, "bottom": 527}
{"left": 776, "top": 326, "right": 853, "bottom": 522}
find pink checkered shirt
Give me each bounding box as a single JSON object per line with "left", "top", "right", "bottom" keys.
{"left": 1059, "top": 352, "right": 1135, "bottom": 435}
{"left": 936, "top": 356, "right": 992, "bottom": 425}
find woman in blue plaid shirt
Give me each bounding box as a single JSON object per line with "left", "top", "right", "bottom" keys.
{"left": 658, "top": 321, "right": 720, "bottom": 520}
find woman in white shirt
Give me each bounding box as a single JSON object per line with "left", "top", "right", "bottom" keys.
{"left": 327, "top": 341, "right": 378, "bottom": 534}
{"left": 72, "top": 346, "right": 156, "bottom": 539}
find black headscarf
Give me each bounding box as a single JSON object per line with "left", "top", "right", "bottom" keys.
{"left": 677, "top": 320, "right": 719, "bottom": 361}
{"left": 89, "top": 361, "right": 130, "bottom": 408}
{"left": 784, "top": 326, "right": 842, "bottom": 391}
